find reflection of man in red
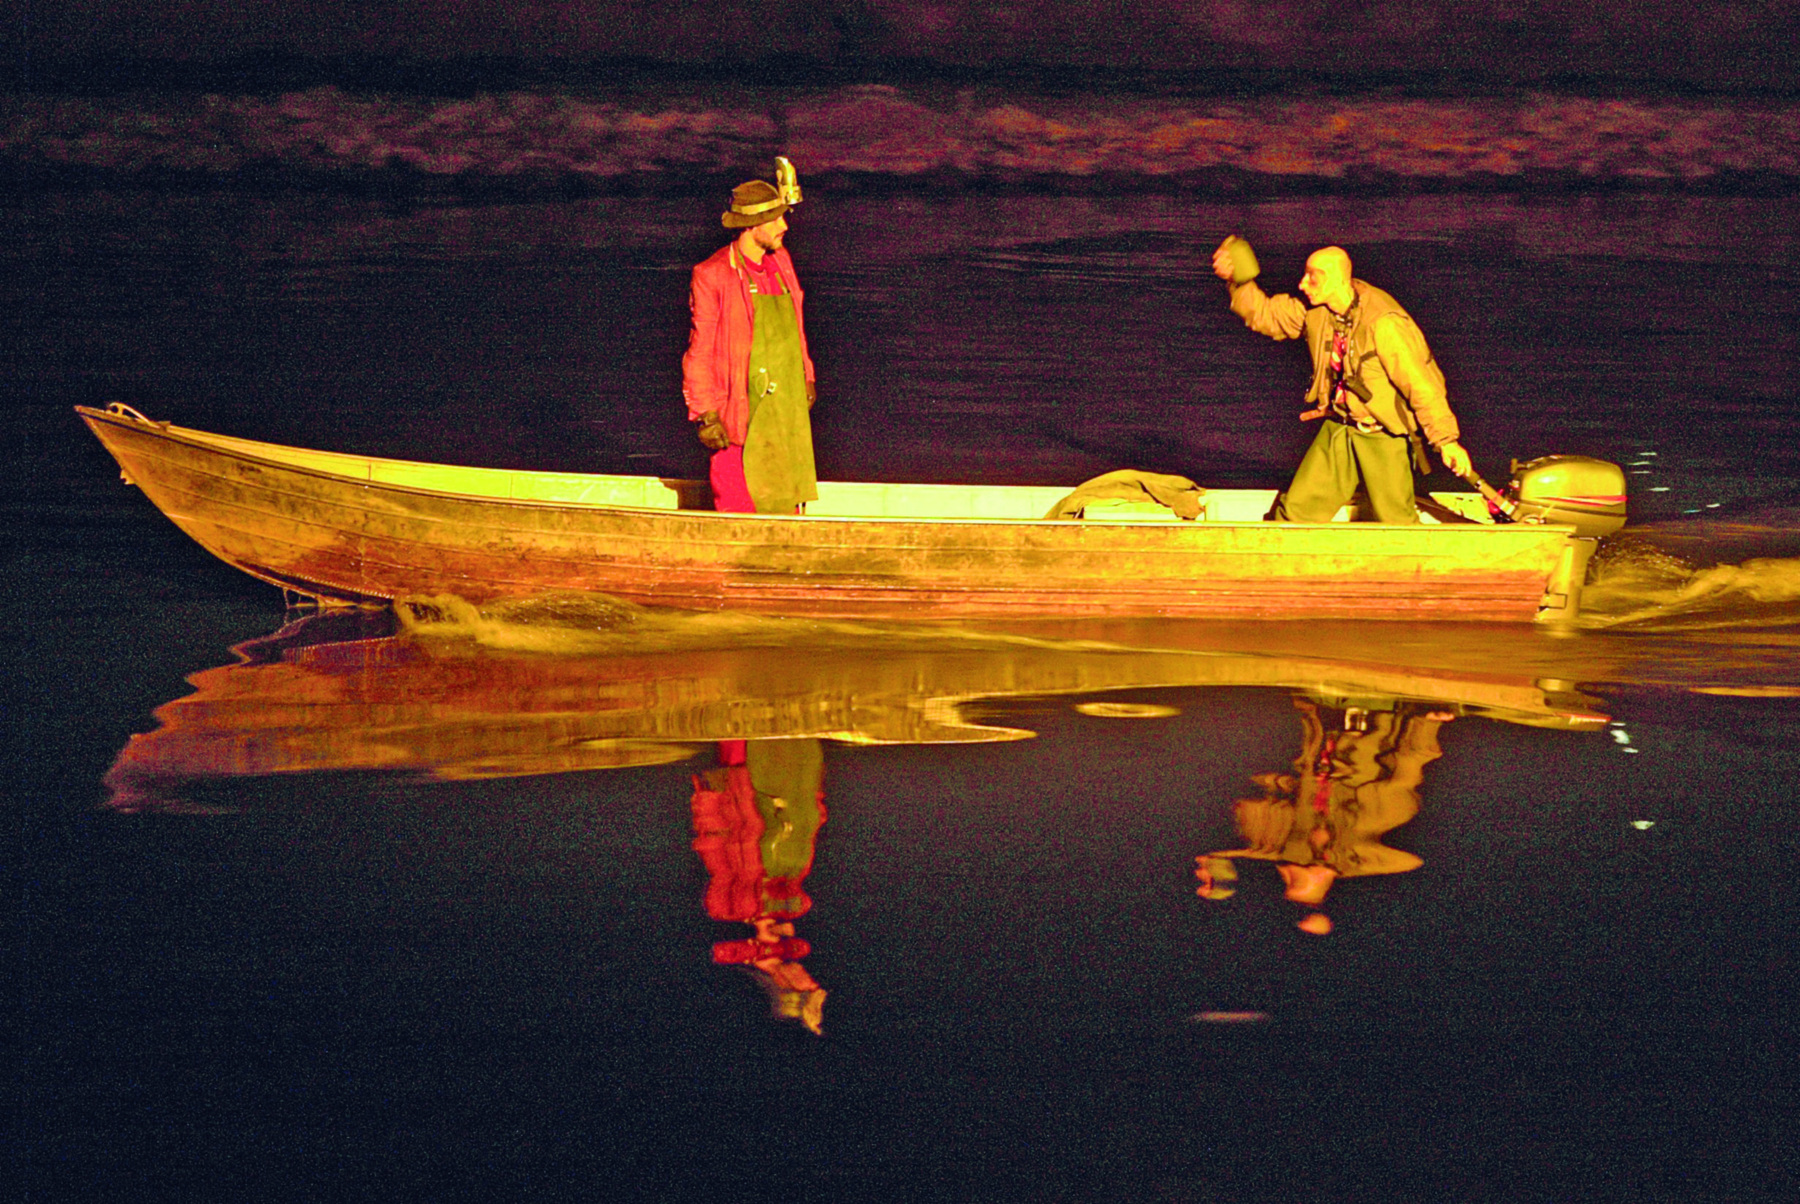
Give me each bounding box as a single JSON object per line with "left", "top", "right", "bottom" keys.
{"left": 690, "top": 738, "right": 827, "bottom": 1033}
{"left": 1196, "top": 696, "right": 1450, "bottom": 936}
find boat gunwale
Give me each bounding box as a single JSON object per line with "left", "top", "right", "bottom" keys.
{"left": 78, "top": 406, "right": 1581, "bottom": 542}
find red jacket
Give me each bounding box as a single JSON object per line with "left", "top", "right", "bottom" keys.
{"left": 680, "top": 243, "right": 816, "bottom": 445}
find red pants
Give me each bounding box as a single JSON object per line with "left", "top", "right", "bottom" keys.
{"left": 709, "top": 446, "right": 755, "bottom": 513}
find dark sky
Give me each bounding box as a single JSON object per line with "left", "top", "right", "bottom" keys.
{"left": 5, "top": 1, "right": 1797, "bottom": 90}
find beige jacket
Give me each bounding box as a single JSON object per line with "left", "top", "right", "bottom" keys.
{"left": 1228, "top": 278, "right": 1460, "bottom": 449}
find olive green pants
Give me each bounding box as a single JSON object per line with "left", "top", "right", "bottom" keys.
{"left": 1271, "top": 420, "right": 1419, "bottom": 524}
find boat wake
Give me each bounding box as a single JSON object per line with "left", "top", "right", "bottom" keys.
{"left": 395, "top": 592, "right": 651, "bottom": 649}
{"left": 1579, "top": 537, "right": 1800, "bottom": 632}
{"left": 389, "top": 590, "right": 1132, "bottom": 656}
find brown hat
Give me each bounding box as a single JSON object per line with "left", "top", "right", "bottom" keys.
{"left": 722, "top": 180, "right": 786, "bottom": 228}
{"left": 721, "top": 156, "right": 803, "bottom": 228}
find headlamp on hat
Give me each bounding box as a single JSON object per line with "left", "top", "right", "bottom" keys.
{"left": 723, "top": 157, "right": 803, "bottom": 228}
{"left": 774, "top": 156, "right": 802, "bottom": 206}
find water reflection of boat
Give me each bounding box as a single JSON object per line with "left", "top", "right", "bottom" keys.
{"left": 103, "top": 609, "right": 1608, "bottom": 812}
{"left": 79, "top": 403, "right": 1598, "bottom": 622}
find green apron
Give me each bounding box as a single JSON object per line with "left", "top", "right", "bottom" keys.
{"left": 746, "top": 739, "right": 824, "bottom": 881}
{"left": 743, "top": 290, "right": 818, "bottom": 515}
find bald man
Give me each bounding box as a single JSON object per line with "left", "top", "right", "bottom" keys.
{"left": 1210, "top": 238, "right": 1472, "bottom": 523}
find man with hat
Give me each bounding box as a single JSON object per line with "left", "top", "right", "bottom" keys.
{"left": 1210, "top": 235, "right": 1474, "bottom": 523}
{"left": 681, "top": 157, "right": 819, "bottom": 514}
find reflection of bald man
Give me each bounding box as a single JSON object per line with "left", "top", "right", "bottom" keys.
{"left": 1195, "top": 700, "right": 1451, "bottom": 936}
{"left": 1211, "top": 238, "right": 1473, "bottom": 523}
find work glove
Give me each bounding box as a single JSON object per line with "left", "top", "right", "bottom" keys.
{"left": 1211, "top": 235, "right": 1260, "bottom": 284}
{"left": 697, "top": 410, "right": 729, "bottom": 451}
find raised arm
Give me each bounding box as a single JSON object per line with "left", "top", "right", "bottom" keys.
{"left": 1211, "top": 236, "right": 1305, "bottom": 340}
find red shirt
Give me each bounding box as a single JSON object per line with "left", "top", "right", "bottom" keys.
{"left": 741, "top": 250, "right": 787, "bottom": 295}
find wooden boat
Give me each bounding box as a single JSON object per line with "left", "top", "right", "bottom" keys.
{"left": 77, "top": 403, "right": 1602, "bottom": 623}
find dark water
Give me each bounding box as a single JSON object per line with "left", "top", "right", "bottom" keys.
{"left": 7, "top": 189, "right": 1799, "bottom": 1200}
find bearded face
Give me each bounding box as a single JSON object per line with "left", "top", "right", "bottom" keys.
{"left": 750, "top": 214, "right": 788, "bottom": 254}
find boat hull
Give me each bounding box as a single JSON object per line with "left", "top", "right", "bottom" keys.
{"left": 79, "top": 406, "right": 1582, "bottom": 622}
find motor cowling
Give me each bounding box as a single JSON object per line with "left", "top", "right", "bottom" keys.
{"left": 1505, "top": 455, "right": 1627, "bottom": 539}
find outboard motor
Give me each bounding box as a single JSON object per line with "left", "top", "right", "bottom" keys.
{"left": 1466, "top": 455, "right": 1626, "bottom": 624}
{"left": 1503, "top": 455, "right": 1627, "bottom": 539}
{"left": 1454, "top": 455, "right": 1626, "bottom": 621}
